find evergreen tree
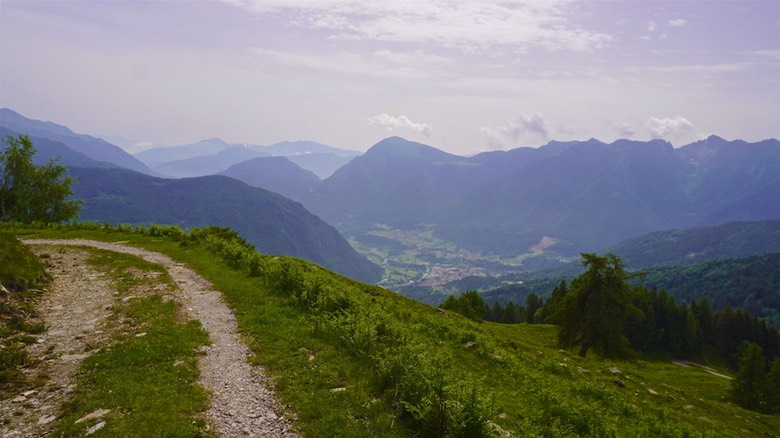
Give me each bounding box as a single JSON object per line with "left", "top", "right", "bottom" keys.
{"left": 501, "top": 301, "right": 521, "bottom": 324}
{"left": 524, "top": 293, "right": 542, "bottom": 324}
{"left": 731, "top": 342, "right": 766, "bottom": 411}
{"left": 543, "top": 280, "right": 567, "bottom": 324}
{"left": 766, "top": 358, "right": 780, "bottom": 413}
{"left": 557, "top": 253, "right": 642, "bottom": 358}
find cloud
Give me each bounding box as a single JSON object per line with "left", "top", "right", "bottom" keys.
{"left": 646, "top": 116, "right": 693, "bottom": 139}
{"left": 368, "top": 113, "right": 431, "bottom": 137}
{"left": 480, "top": 112, "right": 550, "bottom": 148}
{"left": 224, "top": 0, "right": 612, "bottom": 53}
{"left": 668, "top": 18, "right": 687, "bottom": 27}
{"left": 616, "top": 122, "right": 635, "bottom": 138}
{"left": 647, "top": 21, "right": 657, "bottom": 32}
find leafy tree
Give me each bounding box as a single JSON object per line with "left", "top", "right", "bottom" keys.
{"left": 557, "top": 253, "right": 642, "bottom": 358}
{"left": 731, "top": 342, "right": 766, "bottom": 411}
{"left": 0, "top": 134, "right": 81, "bottom": 223}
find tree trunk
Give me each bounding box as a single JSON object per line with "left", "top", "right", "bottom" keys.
{"left": 578, "top": 343, "right": 590, "bottom": 358}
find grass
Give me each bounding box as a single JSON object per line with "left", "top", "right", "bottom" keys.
{"left": 6, "top": 223, "right": 780, "bottom": 437}
{"left": 0, "top": 231, "right": 50, "bottom": 395}
{"left": 45, "top": 247, "right": 211, "bottom": 437}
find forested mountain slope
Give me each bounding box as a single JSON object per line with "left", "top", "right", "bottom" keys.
{"left": 68, "top": 167, "right": 382, "bottom": 283}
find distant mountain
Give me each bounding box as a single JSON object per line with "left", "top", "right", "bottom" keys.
{"left": 153, "top": 145, "right": 268, "bottom": 178}
{"left": 69, "top": 167, "right": 382, "bottom": 283}
{"left": 0, "top": 108, "right": 155, "bottom": 175}
{"left": 218, "top": 156, "right": 320, "bottom": 200}
{"left": 305, "top": 136, "right": 471, "bottom": 228}
{"left": 0, "top": 126, "right": 117, "bottom": 169}
{"left": 300, "top": 135, "right": 780, "bottom": 263}
{"left": 263, "top": 140, "right": 360, "bottom": 158}
{"left": 134, "top": 138, "right": 233, "bottom": 167}
{"left": 144, "top": 139, "right": 360, "bottom": 179}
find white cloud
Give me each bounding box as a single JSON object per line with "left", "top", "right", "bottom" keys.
{"left": 480, "top": 112, "right": 550, "bottom": 148}
{"left": 368, "top": 113, "right": 431, "bottom": 137}
{"left": 224, "top": 0, "right": 612, "bottom": 53}
{"left": 646, "top": 116, "right": 693, "bottom": 139}
{"left": 616, "top": 122, "right": 635, "bottom": 138}
{"left": 647, "top": 21, "right": 657, "bottom": 32}
{"left": 668, "top": 18, "right": 687, "bottom": 27}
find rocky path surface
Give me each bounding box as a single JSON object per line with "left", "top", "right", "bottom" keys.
{"left": 14, "top": 239, "right": 296, "bottom": 437}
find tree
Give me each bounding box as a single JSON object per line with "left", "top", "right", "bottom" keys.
{"left": 0, "top": 134, "right": 81, "bottom": 223}
{"left": 524, "top": 293, "right": 543, "bottom": 324}
{"left": 731, "top": 342, "right": 766, "bottom": 411}
{"left": 766, "top": 358, "right": 780, "bottom": 413}
{"left": 557, "top": 253, "right": 642, "bottom": 358}
{"left": 440, "top": 291, "right": 487, "bottom": 322}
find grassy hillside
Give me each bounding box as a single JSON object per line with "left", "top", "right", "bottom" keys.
{"left": 4, "top": 224, "right": 780, "bottom": 436}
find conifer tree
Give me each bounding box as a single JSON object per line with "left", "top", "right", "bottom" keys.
{"left": 731, "top": 342, "right": 766, "bottom": 411}
{"left": 557, "top": 253, "right": 642, "bottom": 358}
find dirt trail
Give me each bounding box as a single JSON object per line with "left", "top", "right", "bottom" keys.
{"left": 1, "top": 248, "right": 116, "bottom": 437}
{"left": 15, "top": 239, "right": 296, "bottom": 437}
{"left": 672, "top": 360, "right": 733, "bottom": 380}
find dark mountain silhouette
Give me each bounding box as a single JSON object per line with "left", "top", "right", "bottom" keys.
{"left": 219, "top": 156, "right": 320, "bottom": 200}
{"left": 69, "top": 167, "right": 382, "bottom": 283}
{"left": 0, "top": 108, "right": 155, "bottom": 175}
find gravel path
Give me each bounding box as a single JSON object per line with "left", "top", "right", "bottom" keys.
{"left": 20, "top": 239, "right": 296, "bottom": 437}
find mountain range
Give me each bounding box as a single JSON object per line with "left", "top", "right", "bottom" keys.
{"left": 136, "top": 139, "right": 358, "bottom": 179}
{"left": 0, "top": 109, "right": 380, "bottom": 283}
{"left": 297, "top": 136, "right": 779, "bottom": 265}
{"left": 3, "top": 108, "right": 779, "bottom": 285}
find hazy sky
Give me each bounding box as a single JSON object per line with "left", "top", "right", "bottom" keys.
{"left": 1, "top": 0, "right": 778, "bottom": 155}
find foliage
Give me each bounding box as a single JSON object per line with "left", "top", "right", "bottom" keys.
{"left": 0, "top": 231, "right": 49, "bottom": 394}
{"left": 440, "top": 291, "right": 487, "bottom": 322}
{"left": 0, "top": 134, "right": 81, "bottom": 223}
{"left": 557, "top": 253, "right": 642, "bottom": 358}
{"left": 731, "top": 342, "right": 767, "bottom": 411}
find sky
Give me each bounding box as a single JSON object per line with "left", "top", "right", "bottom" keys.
{"left": 1, "top": 0, "right": 778, "bottom": 155}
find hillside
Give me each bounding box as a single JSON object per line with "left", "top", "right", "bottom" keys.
{"left": 3, "top": 225, "right": 779, "bottom": 436}
{"left": 604, "top": 219, "right": 780, "bottom": 269}
{"left": 0, "top": 109, "right": 155, "bottom": 175}
{"left": 68, "top": 167, "right": 381, "bottom": 283}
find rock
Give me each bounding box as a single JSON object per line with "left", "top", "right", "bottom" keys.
{"left": 614, "top": 379, "right": 625, "bottom": 388}
{"left": 648, "top": 388, "right": 658, "bottom": 395}
{"left": 76, "top": 408, "right": 111, "bottom": 424}
{"left": 609, "top": 367, "right": 622, "bottom": 374}
{"left": 85, "top": 421, "right": 106, "bottom": 435}
{"left": 329, "top": 387, "right": 347, "bottom": 393}
{"left": 11, "top": 395, "right": 26, "bottom": 403}
{"left": 577, "top": 367, "right": 590, "bottom": 374}
{"left": 38, "top": 415, "right": 57, "bottom": 425}
{"left": 22, "top": 390, "right": 38, "bottom": 397}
